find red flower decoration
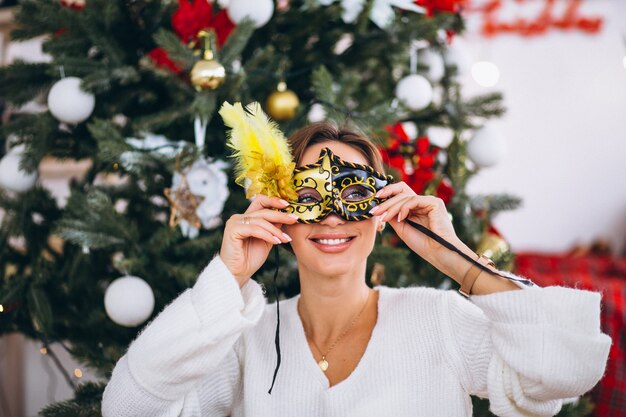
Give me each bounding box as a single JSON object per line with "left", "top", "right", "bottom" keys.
{"left": 380, "top": 123, "right": 439, "bottom": 194}
{"left": 148, "top": 48, "right": 183, "bottom": 74}
{"left": 148, "top": 0, "right": 235, "bottom": 74}
{"left": 415, "top": 0, "right": 466, "bottom": 16}
{"left": 435, "top": 177, "right": 455, "bottom": 204}
{"left": 171, "top": 0, "right": 234, "bottom": 46}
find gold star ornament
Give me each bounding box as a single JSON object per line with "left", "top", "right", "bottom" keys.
{"left": 164, "top": 172, "right": 205, "bottom": 230}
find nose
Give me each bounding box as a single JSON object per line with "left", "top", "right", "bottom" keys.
{"left": 320, "top": 213, "right": 345, "bottom": 227}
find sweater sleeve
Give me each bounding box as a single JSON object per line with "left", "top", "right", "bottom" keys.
{"left": 101, "top": 255, "right": 266, "bottom": 417}
{"left": 440, "top": 281, "right": 612, "bottom": 417}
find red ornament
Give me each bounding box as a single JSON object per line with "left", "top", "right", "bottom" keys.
{"left": 380, "top": 123, "right": 439, "bottom": 195}
{"left": 415, "top": 0, "right": 466, "bottom": 42}
{"left": 148, "top": 48, "right": 183, "bottom": 74}
{"left": 171, "top": 0, "right": 234, "bottom": 46}
{"left": 148, "top": 0, "right": 235, "bottom": 73}
{"left": 435, "top": 177, "right": 455, "bottom": 204}
{"left": 415, "top": 0, "right": 466, "bottom": 16}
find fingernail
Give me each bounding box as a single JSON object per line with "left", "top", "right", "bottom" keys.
{"left": 282, "top": 232, "right": 292, "bottom": 242}
{"left": 380, "top": 212, "right": 387, "bottom": 222}
{"left": 279, "top": 199, "right": 290, "bottom": 207}
{"left": 273, "top": 236, "right": 282, "bottom": 244}
{"left": 375, "top": 190, "right": 384, "bottom": 198}
{"left": 369, "top": 206, "right": 379, "bottom": 214}
{"left": 397, "top": 213, "right": 402, "bottom": 222}
{"left": 287, "top": 213, "right": 299, "bottom": 220}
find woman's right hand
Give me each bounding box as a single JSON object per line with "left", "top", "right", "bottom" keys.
{"left": 220, "top": 195, "right": 299, "bottom": 287}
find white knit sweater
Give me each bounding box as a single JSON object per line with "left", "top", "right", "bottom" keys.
{"left": 102, "top": 256, "right": 611, "bottom": 417}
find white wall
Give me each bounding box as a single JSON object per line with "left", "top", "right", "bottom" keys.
{"left": 460, "top": 0, "right": 626, "bottom": 254}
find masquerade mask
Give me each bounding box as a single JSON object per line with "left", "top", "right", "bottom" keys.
{"left": 284, "top": 148, "right": 394, "bottom": 223}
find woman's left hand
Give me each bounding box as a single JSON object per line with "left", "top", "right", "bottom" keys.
{"left": 370, "top": 182, "right": 461, "bottom": 261}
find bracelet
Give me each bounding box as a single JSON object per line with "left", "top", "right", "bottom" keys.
{"left": 458, "top": 253, "right": 496, "bottom": 297}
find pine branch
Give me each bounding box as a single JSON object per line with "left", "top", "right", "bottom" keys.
{"left": 311, "top": 65, "right": 336, "bottom": 105}
{"left": 55, "top": 189, "right": 139, "bottom": 249}
{"left": 462, "top": 92, "right": 507, "bottom": 122}
{"left": 10, "top": 0, "right": 79, "bottom": 41}
{"left": 470, "top": 193, "right": 523, "bottom": 217}
{"left": 27, "top": 286, "right": 54, "bottom": 336}
{"left": 87, "top": 118, "right": 130, "bottom": 164}
{"left": 40, "top": 382, "right": 105, "bottom": 417}
{"left": 189, "top": 93, "right": 217, "bottom": 121}
{"left": 220, "top": 20, "right": 255, "bottom": 66}
{"left": 0, "top": 61, "right": 54, "bottom": 106}
{"left": 133, "top": 105, "right": 193, "bottom": 132}
{"left": 153, "top": 28, "right": 196, "bottom": 71}
{"left": 75, "top": 4, "right": 126, "bottom": 67}
{"left": 82, "top": 66, "right": 141, "bottom": 93}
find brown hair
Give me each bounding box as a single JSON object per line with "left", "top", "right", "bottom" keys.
{"left": 288, "top": 122, "right": 385, "bottom": 173}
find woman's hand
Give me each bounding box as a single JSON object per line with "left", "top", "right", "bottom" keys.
{"left": 220, "top": 195, "right": 299, "bottom": 287}
{"left": 369, "top": 182, "right": 462, "bottom": 263}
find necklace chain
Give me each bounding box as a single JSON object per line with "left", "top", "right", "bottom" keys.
{"left": 299, "top": 289, "right": 373, "bottom": 372}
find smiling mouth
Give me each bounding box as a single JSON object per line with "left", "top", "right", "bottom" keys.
{"left": 311, "top": 237, "right": 355, "bottom": 245}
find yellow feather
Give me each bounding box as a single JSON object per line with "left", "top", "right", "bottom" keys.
{"left": 219, "top": 102, "right": 261, "bottom": 184}
{"left": 219, "top": 101, "right": 296, "bottom": 200}
{"left": 245, "top": 102, "right": 292, "bottom": 166}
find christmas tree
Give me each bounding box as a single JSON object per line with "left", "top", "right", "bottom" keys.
{"left": 0, "top": 0, "right": 594, "bottom": 415}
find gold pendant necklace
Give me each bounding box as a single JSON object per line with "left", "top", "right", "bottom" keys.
{"left": 301, "top": 289, "right": 372, "bottom": 373}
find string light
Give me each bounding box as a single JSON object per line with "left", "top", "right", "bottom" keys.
{"left": 73, "top": 368, "right": 83, "bottom": 378}
{"left": 40, "top": 346, "right": 48, "bottom": 355}
{"left": 0, "top": 304, "right": 3, "bottom": 313}
{"left": 471, "top": 60, "right": 500, "bottom": 87}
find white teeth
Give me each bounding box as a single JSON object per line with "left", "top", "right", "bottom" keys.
{"left": 316, "top": 238, "right": 350, "bottom": 245}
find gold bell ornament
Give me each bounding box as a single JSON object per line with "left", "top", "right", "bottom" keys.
{"left": 190, "top": 30, "right": 226, "bottom": 91}
{"left": 266, "top": 81, "right": 299, "bottom": 121}
{"left": 476, "top": 229, "right": 509, "bottom": 259}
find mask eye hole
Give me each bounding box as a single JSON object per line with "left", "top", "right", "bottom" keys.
{"left": 341, "top": 184, "right": 374, "bottom": 202}
{"left": 297, "top": 187, "right": 323, "bottom": 204}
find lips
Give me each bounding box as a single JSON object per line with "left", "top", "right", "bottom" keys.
{"left": 308, "top": 233, "right": 356, "bottom": 253}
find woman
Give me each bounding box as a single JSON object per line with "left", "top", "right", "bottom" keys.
{"left": 102, "top": 123, "right": 611, "bottom": 417}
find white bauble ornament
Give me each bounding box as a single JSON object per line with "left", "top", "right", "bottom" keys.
{"left": 227, "top": 0, "right": 274, "bottom": 28}
{"left": 308, "top": 103, "right": 327, "bottom": 123}
{"left": 467, "top": 126, "right": 507, "bottom": 168}
{"left": 471, "top": 60, "right": 500, "bottom": 87}
{"left": 47, "top": 77, "right": 95, "bottom": 124}
{"left": 395, "top": 74, "right": 433, "bottom": 111}
{"left": 426, "top": 126, "right": 454, "bottom": 148}
{"left": 0, "top": 145, "right": 38, "bottom": 193}
{"left": 420, "top": 49, "right": 445, "bottom": 81}
{"left": 104, "top": 276, "right": 155, "bottom": 327}
{"left": 444, "top": 40, "right": 472, "bottom": 76}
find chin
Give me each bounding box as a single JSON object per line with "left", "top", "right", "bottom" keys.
{"left": 312, "top": 257, "right": 356, "bottom": 277}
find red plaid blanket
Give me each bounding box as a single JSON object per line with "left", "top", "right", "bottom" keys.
{"left": 515, "top": 252, "right": 626, "bottom": 416}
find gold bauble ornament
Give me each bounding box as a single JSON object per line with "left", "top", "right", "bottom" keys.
{"left": 476, "top": 232, "right": 509, "bottom": 259}
{"left": 190, "top": 58, "right": 226, "bottom": 91}
{"left": 266, "top": 81, "right": 299, "bottom": 121}
{"left": 189, "top": 30, "right": 226, "bottom": 91}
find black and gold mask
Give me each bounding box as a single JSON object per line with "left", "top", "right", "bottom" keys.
{"left": 284, "top": 148, "right": 394, "bottom": 223}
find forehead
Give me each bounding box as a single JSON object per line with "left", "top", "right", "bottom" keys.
{"left": 299, "top": 141, "right": 370, "bottom": 166}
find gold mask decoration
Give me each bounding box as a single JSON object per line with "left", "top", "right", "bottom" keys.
{"left": 284, "top": 148, "right": 394, "bottom": 223}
